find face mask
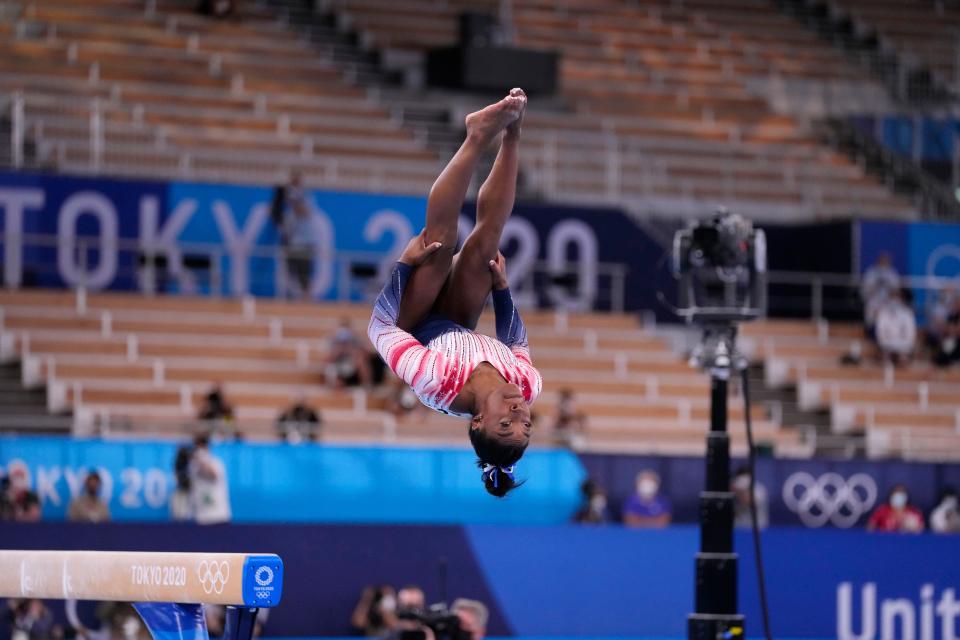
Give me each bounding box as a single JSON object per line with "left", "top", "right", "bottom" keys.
{"left": 380, "top": 595, "right": 396, "bottom": 613}
{"left": 943, "top": 496, "right": 958, "bottom": 511}
{"left": 732, "top": 476, "right": 750, "bottom": 491}
{"left": 890, "top": 492, "right": 908, "bottom": 510}
{"left": 590, "top": 495, "right": 606, "bottom": 512}
{"left": 638, "top": 479, "right": 658, "bottom": 499}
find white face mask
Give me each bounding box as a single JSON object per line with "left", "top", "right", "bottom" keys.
{"left": 380, "top": 595, "right": 397, "bottom": 613}
{"left": 637, "top": 479, "right": 659, "bottom": 499}
{"left": 890, "top": 492, "right": 908, "bottom": 510}
{"left": 590, "top": 495, "right": 607, "bottom": 512}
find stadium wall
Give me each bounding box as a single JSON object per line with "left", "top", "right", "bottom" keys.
{"left": 0, "top": 521, "right": 957, "bottom": 639}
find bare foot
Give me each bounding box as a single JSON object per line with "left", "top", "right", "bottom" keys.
{"left": 464, "top": 92, "right": 524, "bottom": 144}
{"left": 505, "top": 88, "right": 527, "bottom": 139}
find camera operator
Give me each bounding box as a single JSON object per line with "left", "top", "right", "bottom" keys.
{"left": 352, "top": 585, "right": 399, "bottom": 637}
{"left": 451, "top": 600, "right": 487, "bottom": 640}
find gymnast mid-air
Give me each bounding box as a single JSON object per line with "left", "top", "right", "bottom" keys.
{"left": 368, "top": 88, "right": 541, "bottom": 497}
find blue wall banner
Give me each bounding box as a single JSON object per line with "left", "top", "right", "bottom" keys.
{"left": 0, "top": 436, "right": 584, "bottom": 524}
{"left": 1, "top": 523, "right": 958, "bottom": 639}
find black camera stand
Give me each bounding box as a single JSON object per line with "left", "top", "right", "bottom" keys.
{"left": 687, "top": 323, "right": 746, "bottom": 640}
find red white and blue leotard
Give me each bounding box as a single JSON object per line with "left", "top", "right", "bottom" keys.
{"left": 368, "top": 262, "right": 542, "bottom": 418}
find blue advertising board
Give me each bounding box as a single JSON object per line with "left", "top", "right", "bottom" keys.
{"left": 0, "top": 436, "right": 584, "bottom": 524}
{"left": 0, "top": 170, "right": 667, "bottom": 310}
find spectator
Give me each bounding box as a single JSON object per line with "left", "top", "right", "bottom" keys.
{"left": 203, "top": 605, "right": 268, "bottom": 639}
{"left": 930, "top": 488, "right": 960, "bottom": 534}
{"left": 271, "top": 170, "right": 316, "bottom": 299}
{"left": 67, "top": 469, "right": 111, "bottom": 523}
{"left": 860, "top": 252, "right": 900, "bottom": 335}
{"left": 189, "top": 434, "right": 231, "bottom": 525}
{"left": 572, "top": 479, "right": 608, "bottom": 525}
{"left": 197, "top": 384, "right": 234, "bottom": 423}
{"left": 0, "top": 474, "right": 14, "bottom": 521}
{"left": 552, "top": 388, "right": 586, "bottom": 449}
{"left": 622, "top": 470, "right": 671, "bottom": 528}
{"left": 874, "top": 289, "right": 916, "bottom": 366}
{"left": 451, "top": 599, "right": 488, "bottom": 640}
{"left": 731, "top": 466, "right": 768, "bottom": 529}
{"left": 4, "top": 466, "right": 41, "bottom": 522}
{"left": 925, "top": 285, "right": 957, "bottom": 348}
{"left": 276, "top": 396, "right": 322, "bottom": 443}
{"left": 351, "top": 585, "right": 398, "bottom": 637}
{"left": 933, "top": 296, "right": 960, "bottom": 367}
{"left": 3, "top": 599, "right": 58, "bottom": 640}
{"left": 867, "top": 484, "right": 924, "bottom": 533}
{"left": 170, "top": 444, "right": 193, "bottom": 521}
{"left": 385, "top": 377, "right": 421, "bottom": 421}
{"left": 325, "top": 319, "right": 373, "bottom": 388}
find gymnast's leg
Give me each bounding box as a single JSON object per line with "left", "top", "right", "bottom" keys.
{"left": 437, "top": 88, "right": 526, "bottom": 330}
{"left": 396, "top": 91, "right": 525, "bottom": 331}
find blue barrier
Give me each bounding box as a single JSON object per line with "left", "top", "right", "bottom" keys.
{"left": 1, "top": 522, "right": 957, "bottom": 639}
{"left": 0, "top": 436, "right": 585, "bottom": 524}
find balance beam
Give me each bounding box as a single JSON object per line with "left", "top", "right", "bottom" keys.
{"left": 0, "top": 550, "right": 283, "bottom": 607}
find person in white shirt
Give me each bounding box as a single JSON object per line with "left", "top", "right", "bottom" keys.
{"left": 861, "top": 252, "right": 900, "bottom": 334}
{"left": 931, "top": 489, "right": 960, "bottom": 534}
{"left": 875, "top": 290, "right": 916, "bottom": 366}
{"left": 188, "top": 434, "right": 231, "bottom": 525}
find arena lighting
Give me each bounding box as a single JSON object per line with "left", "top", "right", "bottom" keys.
{"left": 669, "top": 209, "right": 772, "bottom": 640}
{"left": 0, "top": 550, "right": 283, "bottom": 640}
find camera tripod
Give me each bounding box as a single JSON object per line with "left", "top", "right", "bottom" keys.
{"left": 687, "top": 322, "right": 748, "bottom": 640}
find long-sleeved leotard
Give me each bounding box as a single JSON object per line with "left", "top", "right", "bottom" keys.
{"left": 368, "top": 262, "right": 542, "bottom": 418}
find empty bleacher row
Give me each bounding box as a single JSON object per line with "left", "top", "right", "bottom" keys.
{"left": 330, "top": 0, "right": 914, "bottom": 220}
{"left": 830, "top": 0, "right": 958, "bottom": 94}
{"left": 0, "top": 0, "right": 443, "bottom": 192}
{"left": 740, "top": 319, "right": 960, "bottom": 462}
{"left": 0, "top": 289, "right": 806, "bottom": 457}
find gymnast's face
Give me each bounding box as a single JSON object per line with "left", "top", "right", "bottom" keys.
{"left": 478, "top": 383, "right": 532, "bottom": 445}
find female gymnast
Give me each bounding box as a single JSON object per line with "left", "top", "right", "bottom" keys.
{"left": 368, "top": 88, "right": 541, "bottom": 498}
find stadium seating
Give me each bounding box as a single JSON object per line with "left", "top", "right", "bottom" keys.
{"left": 0, "top": 288, "right": 806, "bottom": 457}
{"left": 741, "top": 319, "right": 960, "bottom": 462}
{"left": 330, "top": 0, "right": 914, "bottom": 220}
{"left": 830, "top": 0, "right": 958, "bottom": 93}
{"left": 0, "top": 0, "right": 915, "bottom": 221}
{"left": 0, "top": 0, "right": 443, "bottom": 192}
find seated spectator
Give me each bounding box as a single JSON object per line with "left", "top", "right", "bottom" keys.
{"left": 325, "top": 319, "right": 373, "bottom": 388}
{"left": 198, "top": 383, "right": 234, "bottom": 422}
{"left": 874, "top": 289, "right": 916, "bottom": 366}
{"left": 930, "top": 488, "right": 960, "bottom": 534}
{"left": 925, "top": 285, "right": 957, "bottom": 347}
{"left": 622, "top": 470, "right": 671, "bottom": 528}
{"left": 67, "top": 469, "right": 111, "bottom": 523}
{"left": 3, "top": 466, "right": 41, "bottom": 522}
{"left": 351, "top": 585, "right": 398, "bottom": 637}
{"left": 731, "top": 466, "right": 768, "bottom": 529}
{"left": 572, "top": 479, "right": 609, "bottom": 525}
{"left": 552, "top": 388, "right": 586, "bottom": 449}
{"left": 860, "top": 252, "right": 900, "bottom": 336}
{"left": 933, "top": 297, "right": 960, "bottom": 367}
{"left": 276, "top": 396, "right": 322, "bottom": 443}
{"left": 451, "top": 599, "right": 488, "bottom": 640}
{"left": 867, "top": 484, "right": 924, "bottom": 533}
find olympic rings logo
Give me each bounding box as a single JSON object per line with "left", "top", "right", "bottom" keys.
{"left": 197, "top": 560, "right": 230, "bottom": 594}
{"left": 255, "top": 566, "right": 274, "bottom": 587}
{"left": 782, "top": 472, "right": 878, "bottom": 528}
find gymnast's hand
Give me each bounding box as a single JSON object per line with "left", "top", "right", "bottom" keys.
{"left": 398, "top": 230, "right": 443, "bottom": 267}
{"left": 488, "top": 251, "right": 509, "bottom": 290}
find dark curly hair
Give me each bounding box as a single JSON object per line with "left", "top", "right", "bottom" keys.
{"left": 468, "top": 423, "right": 527, "bottom": 498}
